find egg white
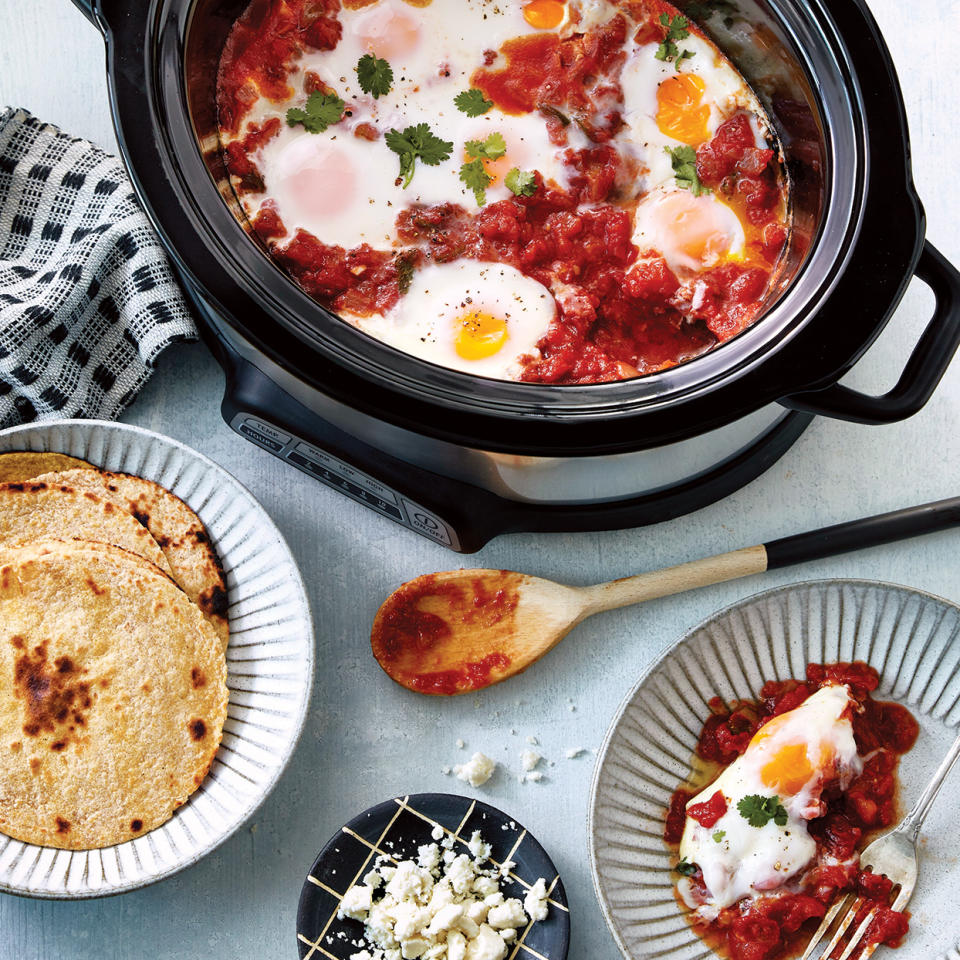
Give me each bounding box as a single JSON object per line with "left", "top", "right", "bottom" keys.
{"left": 349, "top": 260, "right": 554, "bottom": 378}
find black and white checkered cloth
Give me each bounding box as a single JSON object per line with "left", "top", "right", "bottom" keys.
{"left": 0, "top": 107, "right": 197, "bottom": 428}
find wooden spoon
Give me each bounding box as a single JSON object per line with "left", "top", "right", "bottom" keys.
{"left": 371, "top": 495, "right": 960, "bottom": 695}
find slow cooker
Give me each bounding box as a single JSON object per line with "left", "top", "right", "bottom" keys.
{"left": 71, "top": 0, "right": 960, "bottom": 552}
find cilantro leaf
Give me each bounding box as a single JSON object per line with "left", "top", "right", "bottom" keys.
{"left": 712, "top": 831, "right": 726, "bottom": 843}
{"left": 675, "top": 49, "right": 696, "bottom": 70}
{"left": 459, "top": 158, "right": 493, "bottom": 206}
{"left": 465, "top": 133, "right": 506, "bottom": 161}
{"left": 385, "top": 123, "right": 454, "bottom": 188}
{"left": 737, "top": 795, "right": 788, "bottom": 828}
{"left": 285, "top": 90, "right": 345, "bottom": 134}
{"left": 455, "top": 88, "right": 494, "bottom": 117}
{"left": 395, "top": 251, "right": 416, "bottom": 295}
{"left": 655, "top": 13, "right": 695, "bottom": 69}
{"left": 675, "top": 858, "right": 698, "bottom": 877}
{"left": 356, "top": 54, "right": 394, "bottom": 99}
{"left": 504, "top": 167, "right": 537, "bottom": 197}
{"left": 665, "top": 145, "right": 709, "bottom": 196}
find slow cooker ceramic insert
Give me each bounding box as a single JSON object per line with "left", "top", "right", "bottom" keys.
{"left": 73, "top": 0, "right": 960, "bottom": 551}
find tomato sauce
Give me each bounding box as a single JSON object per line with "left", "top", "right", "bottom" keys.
{"left": 217, "top": 0, "right": 789, "bottom": 383}
{"left": 370, "top": 573, "right": 520, "bottom": 696}
{"left": 666, "top": 663, "right": 917, "bottom": 960}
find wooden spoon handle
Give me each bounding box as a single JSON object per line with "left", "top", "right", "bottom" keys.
{"left": 580, "top": 545, "right": 768, "bottom": 613}
{"left": 580, "top": 495, "right": 960, "bottom": 616}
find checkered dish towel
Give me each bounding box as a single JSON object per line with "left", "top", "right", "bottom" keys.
{"left": 0, "top": 108, "right": 197, "bottom": 428}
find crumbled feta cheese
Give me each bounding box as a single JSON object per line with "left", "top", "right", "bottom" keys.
{"left": 467, "top": 831, "right": 491, "bottom": 862}
{"left": 464, "top": 924, "right": 507, "bottom": 960}
{"left": 524, "top": 878, "right": 549, "bottom": 922}
{"left": 441, "top": 766, "right": 452, "bottom": 776}
{"left": 454, "top": 752, "right": 496, "bottom": 787}
{"left": 526, "top": 770, "right": 543, "bottom": 782}
{"left": 418, "top": 844, "right": 441, "bottom": 871}
{"left": 564, "top": 747, "right": 585, "bottom": 759}
{"left": 431, "top": 825, "right": 444, "bottom": 841}
{"left": 487, "top": 899, "right": 526, "bottom": 930}
{"left": 498, "top": 861, "right": 516, "bottom": 878}
{"left": 456, "top": 739, "right": 465, "bottom": 749}
{"left": 447, "top": 931, "right": 467, "bottom": 960}
{"left": 525, "top": 735, "right": 538, "bottom": 745}
{"left": 337, "top": 827, "right": 547, "bottom": 960}
{"left": 339, "top": 885, "right": 374, "bottom": 921}
{"left": 520, "top": 750, "right": 541, "bottom": 772}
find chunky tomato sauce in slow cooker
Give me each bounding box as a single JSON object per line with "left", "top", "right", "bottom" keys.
{"left": 217, "top": 0, "right": 789, "bottom": 383}
{"left": 665, "top": 662, "right": 917, "bottom": 960}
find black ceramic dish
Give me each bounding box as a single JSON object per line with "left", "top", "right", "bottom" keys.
{"left": 296, "top": 793, "right": 570, "bottom": 960}
{"left": 70, "top": 0, "right": 960, "bottom": 551}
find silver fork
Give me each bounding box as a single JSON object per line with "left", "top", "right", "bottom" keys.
{"left": 801, "top": 728, "right": 960, "bottom": 960}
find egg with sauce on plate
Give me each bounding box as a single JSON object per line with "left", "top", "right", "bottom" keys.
{"left": 677, "top": 685, "right": 862, "bottom": 917}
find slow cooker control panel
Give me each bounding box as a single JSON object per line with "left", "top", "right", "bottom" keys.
{"left": 231, "top": 414, "right": 461, "bottom": 550}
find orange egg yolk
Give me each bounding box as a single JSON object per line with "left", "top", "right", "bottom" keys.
{"left": 656, "top": 73, "right": 711, "bottom": 145}
{"left": 751, "top": 718, "right": 835, "bottom": 796}
{"left": 523, "top": 0, "right": 566, "bottom": 30}
{"left": 455, "top": 311, "right": 508, "bottom": 360}
{"left": 355, "top": 4, "right": 421, "bottom": 60}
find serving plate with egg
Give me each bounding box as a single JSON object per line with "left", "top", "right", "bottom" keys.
{"left": 589, "top": 580, "right": 960, "bottom": 959}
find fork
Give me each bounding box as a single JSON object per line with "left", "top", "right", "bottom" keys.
{"left": 801, "top": 728, "right": 960, "bottom": 960}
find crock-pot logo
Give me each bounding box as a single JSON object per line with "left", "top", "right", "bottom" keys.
{"left": 413, "top": 512, "right": 439, "bottom": 531}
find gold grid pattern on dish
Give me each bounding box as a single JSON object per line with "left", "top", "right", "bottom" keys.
{"left": 296, "top": 795, "right": 566, "bottom": 960}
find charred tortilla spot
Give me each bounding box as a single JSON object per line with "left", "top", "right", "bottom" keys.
{"left": 188, "top": 718, "right": 207, "bottom": 741}
{"left": 5, "top": 482, "right": 25, "bottom": 492}
{"left": 130, "top": 819, "right": 143, "bottom": 832}
{"left": 1, "top": 567, "right": 10, "bottom": 589}
{"left": 155, "top": 534, "right": 171, "bottom": 549}
{"left": 132, "top": 508, "right": 150, "bottom": 527}
{"left": 55, "top": 817, "right": 70, "bottom": 834}
{"left": 198, "top": 585, "right": 229, "bottom": 619}
{"left": 13, "top": 642, "right": 92, "bottom": 743}
{"left": 191, "top": 667, "right": 206, "bottom": 689}
{"left": 82, "top": 491, "right": 99, "bottom": 502}
{"left": 29, "top": 757, "right": 40, "bottom": 774}
{"left": 85, "top": 577, "right": 106, "bottom": 596}
{"left": 193, "top": 529, "right": 208, "bottom": 545}
{"left": 50, "top": 740, "right": 66, "bottom": 752}
{"left": 10, "top": 635, "right": 24, "bottom": 649}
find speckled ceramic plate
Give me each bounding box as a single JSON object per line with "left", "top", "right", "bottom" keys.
{"left": 589, "top": 579, "right": 960, "bottom": 960}
{"left": 297, "top": 793, "right": 570, "bottom": 960}
{"left": 0, "top": 419, "right": 314, "bottom": 898}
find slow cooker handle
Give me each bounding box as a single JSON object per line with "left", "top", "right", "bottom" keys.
{"left": 780, "top": 241, "right": 960, "bottom": 424}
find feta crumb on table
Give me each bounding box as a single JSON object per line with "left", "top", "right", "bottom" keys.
{"left": 520, "top": 750, "right": 541, "bottom": 772}
{"left": 564, "top": 747, "right": 585, "bottom": 759}
{"left": 453, "top": 752, "right": 495, "bottom": 787}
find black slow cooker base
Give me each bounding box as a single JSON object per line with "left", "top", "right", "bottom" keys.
{"left": 209, "top": 325, "right": 812, "bottom": 553}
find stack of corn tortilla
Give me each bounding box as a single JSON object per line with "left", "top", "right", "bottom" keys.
{"left": 0, "top": 451, "right": 229, "bottom": 850}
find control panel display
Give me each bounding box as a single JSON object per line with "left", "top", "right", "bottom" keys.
{"left": 230, "top": 414, "right": 460, "bottom": 550}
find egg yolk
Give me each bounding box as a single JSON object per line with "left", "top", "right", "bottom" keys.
{"left": 656, "top": 73, "right": 711, "bottom": 145}
{"left": 354, "top": 3, "right": 421, "bottom": 60}
{"left": 523, "top": 0, "right": 566, "bottom": 29}
{"left": 652, "top": 191, "right": 741, "bottom": 267}
{"left": 455, "top": 311, "right": 508, "bottom": 360}
{"left": 751, "top": 716, "right": 836, "bottom": 796}
{"left": 275, "top": 142, "right": 356, "bottom": 220}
